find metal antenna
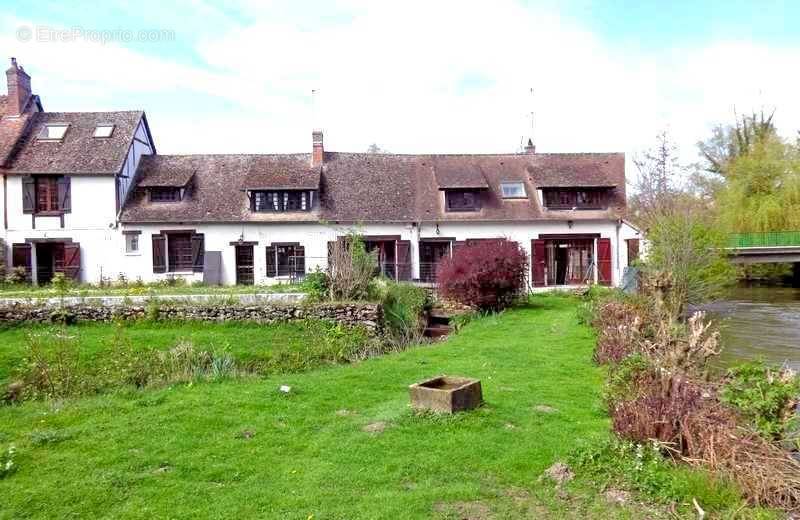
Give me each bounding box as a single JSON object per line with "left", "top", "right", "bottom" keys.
{"left": 311, "top": 88, "right": 320, "bottom": 130}
{"left": 529, "top": 87, "right": 535, "bottom": 144}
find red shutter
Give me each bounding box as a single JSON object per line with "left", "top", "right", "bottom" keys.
{"left": 22, "top": 177, "right": 35, "bottom": 214}
{"left": 531, "top": 239, "right": 546, "bottom": 287}
{"left": 62, "top": 243, "right": 81, "bottom": 282}
{"left": 191, "top": 234, "right": 205, "bottom": 273}
{"left": 12, "top": 243, "right": 32, "bottom": 281}
{"left": 395, "top": 240, "right": 411, "bottom": 281}
{"left": 152, "top": 235, "right": 166, "bottom": 273}
{"left": 598, "top": 238, "right": 612, "bottom": 286}
{"left": 626, "top": 239, "right": 640, "bottom": 266}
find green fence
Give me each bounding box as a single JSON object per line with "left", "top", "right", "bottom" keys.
{"left": 728, "top": 231, "right": 800, "bottom": 248}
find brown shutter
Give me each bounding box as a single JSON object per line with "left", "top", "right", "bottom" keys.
{"left": 22, "top": 177, "right": 35, "bottom": 214}
{"left": 63, "top": 243, "right": 81, "bottom": 282}
{"left": 626, "top": 239, "right": 640, "bottom": 265}
{"left": 598, "top": 238, "right": 612, "bottom": 286}
{"left": 293, "top": 245, "right": 305, "bottom": 276}
{"left": 152, "top": 235, "right": 166, "bottom": 273}
{"left": 531, "top": 239, "right": 546, "bottom": 287}
{"left": 395, "top": 240, "right": 411, "bottom": 281}
{"left": 191, "top": 233, "right": 205, "bottom": 273}
{"left": 265, "top": 246, "right": 277, "bottom": 277}
{"left": 57, "top": 177, "right": 71, "bottom": 212}
{"left": 12, "top": 243, "right": 32, "bottom": 281}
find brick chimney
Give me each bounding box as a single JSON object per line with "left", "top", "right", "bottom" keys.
{"left": 5, "top": 57, "right": 32, "bottom": 117}
{"left": 312, "top": 130, "right": 324, "bottom": 167}
{"left": 524, "top": 138, "right": 536, "bottom": 154}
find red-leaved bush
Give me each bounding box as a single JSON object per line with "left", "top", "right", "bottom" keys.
{"left": 436, "top": 240, "right": 528, "bottom": 310}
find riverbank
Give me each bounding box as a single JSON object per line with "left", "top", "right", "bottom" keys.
{"left": 0, "top": 295, "right": 764, "bottom": 518}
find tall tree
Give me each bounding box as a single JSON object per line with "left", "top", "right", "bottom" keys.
{"left": 697, "top": 109, "right": 777, "bottom": 178}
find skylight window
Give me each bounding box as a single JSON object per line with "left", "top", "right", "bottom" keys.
{"left": 38, "top": 124, "right": 70, "bottom": 141}
{"left": 500, "top": 182, "right": 526, "bottom": 199}
{"left": 93, "top": 124, "right": 115, "bottom": 138}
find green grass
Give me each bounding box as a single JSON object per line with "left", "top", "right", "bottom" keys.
{"left": 0, "top": 296, "right": 767, "bottom": 519}
{"left": 0, "top": 282, "right": 304, "bottom": 299}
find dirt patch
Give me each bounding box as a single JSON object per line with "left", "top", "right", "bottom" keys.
{"left": 503, "top": 486, "right": 531, "bottom": 504}
{"left": 236, "top": 429, "right": 255, "bottom": 440}
{"left": 540, "top": 462, "right": 574, "bottom": 486}
{"left": 533, "top": 405, "right": 558, "bottom": 414}
{"left": 433, "top": 500, "right": 492, "bottom": 519}
{"left": 362, "top": 421, "right": 387, "bottom": 434}
{"left": 604, "top": 488, "right": 631, "bottom": 505}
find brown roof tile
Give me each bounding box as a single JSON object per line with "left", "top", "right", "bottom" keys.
{"left": 121, "top": 150, "right": 626, "bottom": 223}
{"left": 244, "top": 154, "right": 320, "bottom": 190}
{"left": 135, "top": 155, "right": 195, "bottom": 187}
{"left": 4, "top": 111, "right": 143, "bottom": 175}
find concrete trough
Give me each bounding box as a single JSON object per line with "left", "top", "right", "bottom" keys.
{"left": 409, "top": 375, "right": 483, "bottom": 414}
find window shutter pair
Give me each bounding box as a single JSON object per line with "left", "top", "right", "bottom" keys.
{"left": 21, "top": 176, "right": 70, "bottom": 213}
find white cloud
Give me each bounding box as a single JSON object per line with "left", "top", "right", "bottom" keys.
{"left": 1, "top": 1, "right": 799, "bottom": 168}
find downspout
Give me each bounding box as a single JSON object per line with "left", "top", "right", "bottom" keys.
{"left": 615, "top": 219, "right": 622, "bottom": 286}
{"left": 3, "top": 173, "right": 7, "bottom": 230}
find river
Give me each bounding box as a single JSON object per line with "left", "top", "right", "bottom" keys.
{"left": 701, "top": 286, "right": 800, "bottom": 371}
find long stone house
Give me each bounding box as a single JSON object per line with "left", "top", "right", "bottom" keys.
{"left": 0, "top": 58, "right": 641, "bottom": 288}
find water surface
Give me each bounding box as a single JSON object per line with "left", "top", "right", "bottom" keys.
{"left": 702, "top": 286, "right": 800, "bottom": 370}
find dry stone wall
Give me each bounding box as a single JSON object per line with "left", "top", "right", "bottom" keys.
{"left": 0, "top": 301, "right": 383, "bottom": 334}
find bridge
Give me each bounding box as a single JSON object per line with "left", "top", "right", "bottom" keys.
{"left": 726, "top": 232, "right": 800, "bottom": 264}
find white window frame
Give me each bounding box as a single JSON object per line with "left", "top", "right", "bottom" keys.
{"left": 38, "top": 123, "right": 70, "bottom": 141}
{"left": 500, "top": 181, "right": 527, "bottom": 199}
{"left": 93, "top": 124, "right": 115, "bottom": 138}
{"left": 124, "top": 233, "right": 141, "bottom": 255}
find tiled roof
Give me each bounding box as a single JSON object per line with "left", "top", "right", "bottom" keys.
{"left": 135, "top": 155, "right": 196, "bottom": 187}
{"left": 3, "top": 111, "right": 143, "bottom": 175}
{"left": 244, "top": 154, "right": 320, "bottom": 190}
{"left": 0, "top": 112, "right": 33, "bottom": 168}
{"left": 121, "top": 150, "right": 625, "bottom": 223}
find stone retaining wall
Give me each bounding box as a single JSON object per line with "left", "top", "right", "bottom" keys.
{"left": 0, "top": 301, "right": 383, "bottom": 334}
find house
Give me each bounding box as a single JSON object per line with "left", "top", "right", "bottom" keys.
{"left": 1, "top": 58, "right": 641, "bottom": 288}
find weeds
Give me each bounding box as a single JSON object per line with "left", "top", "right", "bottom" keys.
{"left": 0, "top": 445, "right": 16, "bottom": 479}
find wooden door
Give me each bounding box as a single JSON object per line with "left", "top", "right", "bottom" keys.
{"left": 235, "top": 245, "right": 254, "bottom": 285}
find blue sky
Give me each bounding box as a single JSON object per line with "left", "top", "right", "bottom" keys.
{"left": 2, "top": 0, "right": 799, "bottom": 163}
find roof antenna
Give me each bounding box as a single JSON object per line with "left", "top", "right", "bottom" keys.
{"left": 523, "top": 87, "right": 536, "bottom": 154}
{"left": 311, "top": 88, "right": 321, "bottom": 131}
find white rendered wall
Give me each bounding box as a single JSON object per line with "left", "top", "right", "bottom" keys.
{"left": 4, "top": 175, "right": 121, "bottom": 283}
{"left": 118, "top": 219, "right": 636, "bottom": 287}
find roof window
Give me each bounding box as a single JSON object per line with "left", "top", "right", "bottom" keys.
{"left": 500, "top": 182, "right": 526, "bottom": 199}
{"left": 38, "top": 124, "right": 70, "bottom": 141}
{"left": 93, "top": 124, "right": 115, "bottom": 138}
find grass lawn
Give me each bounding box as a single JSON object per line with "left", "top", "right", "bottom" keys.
{"left": 0, "top": 282, "right": 304, "bottom": 299}
{"left": 0, "top": 296, "right": 758, "bottom": 519}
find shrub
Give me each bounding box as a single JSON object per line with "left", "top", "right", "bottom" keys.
{"left": 20, "top": 327, "right": 87, "bottom": 399}
{"left": 5, "top": 266, "right": 28, "bottom": 285}
{"left": 369, "top": 279, "right": 429, "bottom": 345}
{"left": 436, "top": 240, "right": 528, "bottom": 310}
{"left": 300, "top": 269, "right": 329, "bottom": 301}
{"left": 720, "top": 362, "right": 800, "bottom": 441}
{"left": 327, "top": 232, "right": 378, "bottom": 301}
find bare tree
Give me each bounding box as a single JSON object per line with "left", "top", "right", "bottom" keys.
{"left": 630, "top": 130, "right": 684, "bottom": 226}
{"left": 698, "top": 109, "right": 776, "bottom": 177}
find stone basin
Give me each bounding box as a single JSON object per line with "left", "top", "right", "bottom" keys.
{"left": 409, "top": 376, "right": 483, "bottom": 413}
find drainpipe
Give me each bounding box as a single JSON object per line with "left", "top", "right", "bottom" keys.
{"left": 2, "top": 173, "right": 7, "bottom": 230}
{"left": 615, "top": 219, "right": 622, "bottom": 286}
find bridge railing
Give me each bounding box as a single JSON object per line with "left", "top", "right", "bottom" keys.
{"left": 727, "top": 231, "right": 800, "bottom": 248}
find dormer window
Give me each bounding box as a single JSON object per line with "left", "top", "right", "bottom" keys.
{"left": 93, "top": 124, "right": 115, "bottom": 138}
{"left": 38, "top": 124, "right": 69, "bottom": 141}
{"left": 445, "top": 189, "right": 481, "bottom": 212}
{"left": 542, "top": 188, "right": 612, "bottom": 210}
{"left": 252, "top": 190, "right": 313, "bottom": 212}
{"left": 500, "top": 182, "right": 526, "bottom": 199}
{"left": 149, "top": 187, "right": 182, "bottom": 202}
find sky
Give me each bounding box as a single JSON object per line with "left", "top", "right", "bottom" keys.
{"left": 2, "top": 0, "right": 799, "bottom": 168}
